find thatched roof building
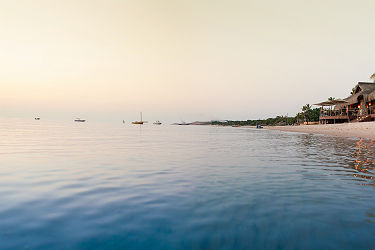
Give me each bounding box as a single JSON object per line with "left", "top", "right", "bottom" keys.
{"left": 332, "top": 82, "right": 375, "bottom": 110}
{"left": 344, "top": 82, "right": 375, "bottom": 105}
{"left": 315, "top": 82, "right": 375, "bottom": 123}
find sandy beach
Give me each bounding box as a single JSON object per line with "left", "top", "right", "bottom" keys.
{"left": 265, "top": 122, "right": 375, "bottom": 140}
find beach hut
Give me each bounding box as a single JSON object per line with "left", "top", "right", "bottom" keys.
{"left": 341, "top": 82, "right": 375, "bottom": 121}
{"left": 314, "top": 99, "right": 349, "bottom": 124}
{"left": 315, "top": 82, "right": 375, "bottom": 124}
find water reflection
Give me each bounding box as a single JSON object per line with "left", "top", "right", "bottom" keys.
{"left": 293, "top": 134, "right": 375, "bottom": 185}
{"left": 350, "top": 139, "right": 375, "bottom": 184}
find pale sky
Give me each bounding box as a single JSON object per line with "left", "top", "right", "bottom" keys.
{"left": 1, "top": 0, "right": 375, "bottom": 123}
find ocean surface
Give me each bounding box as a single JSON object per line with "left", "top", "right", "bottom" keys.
{"left": 0, "top": 119, "right": 375, "bottom": 249}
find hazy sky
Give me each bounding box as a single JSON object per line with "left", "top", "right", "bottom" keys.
{"left": 1, "top": 0, "right": 375, "bottom": 122}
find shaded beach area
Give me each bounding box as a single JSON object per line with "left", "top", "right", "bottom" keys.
{"left": 265, "top": 122, "right": 375, "bottom": 140}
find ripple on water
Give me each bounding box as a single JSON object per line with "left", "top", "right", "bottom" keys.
{"left": 0, "top": 120, "right": 374, "bottom": 249}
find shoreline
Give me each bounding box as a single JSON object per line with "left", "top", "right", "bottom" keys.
{"left": 262, "top": 122, "right": 375, "bottom": 140}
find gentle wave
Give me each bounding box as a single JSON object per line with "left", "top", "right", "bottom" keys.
{"left": 0, "top": 120, "right": 374, "bottom": 249}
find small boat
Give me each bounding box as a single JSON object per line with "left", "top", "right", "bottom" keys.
{"left": 256, "top": 124, "right": 263, "bottom": 129}
{"left": 132, "top": 112, "right": 144, "bottom": 124}
{"left": 232, "top": 125, "right": 240, "bottom": 127}
{"left": 34, "top": 117, "right": 40, "bottom": 120}
{"left": 153, "top": 120, "right": 162, "bottom": 125}
{"left": 176, "top": 121, "right": 189, "bottom": 125}
{"left": 74, "top": 118, "right": 86, "bottom": 122}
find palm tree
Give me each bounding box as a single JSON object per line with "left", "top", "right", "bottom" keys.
{"left": 302, "top": 104, "right": 312, "bottom": 124}
{"left": 328, "top": 97, "right": 335, "bottom": 101}
{"left": 370, "top": 73, "right": 375, "bottom": 83}
{"left": 350, "top": 87, "right": 356, "bottom": 95}
{"left": 302, "top": 104, "right": 312, "bottom": 112}
{"left": 296, "top": 112, "right": 304, "bottom": 124}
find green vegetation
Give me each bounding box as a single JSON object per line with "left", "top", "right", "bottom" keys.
{"left": 302, "top": 107, "right": 320, "bottom": 123}
{"left": 212, "top": 116, "right": 296, "bottom": 126}
{"left": 212, "top": 105, "right": 320, "bottom": 126}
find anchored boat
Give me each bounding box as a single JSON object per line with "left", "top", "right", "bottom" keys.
{"left": 132, "top": 112, "right": 145, "bottom": 124}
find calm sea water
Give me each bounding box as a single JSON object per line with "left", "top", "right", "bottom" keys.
{"left": 0, "top": 119, "right": 374, "bottom": 249}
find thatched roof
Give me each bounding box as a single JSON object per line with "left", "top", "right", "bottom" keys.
{"left": 343, "top": 82, "right": 375, "bottom": 105}
{"left": 315, "top": 82, "right": 375, "bottom": 109}
{"left": 314, "top": 99, "right": 348, "bottom": 106}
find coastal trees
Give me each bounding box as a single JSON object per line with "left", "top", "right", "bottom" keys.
{"left": 301, "top": 104, "right": 320, "bottom": 124}
{"left": 295, "top": 112, "right": 304, "bottom": 124}
{"left": 309, "top": 108, "right": 320, "bottom": 122}
{"left": 302, "top": 104, "right": 311, "bottom": 112}
{"left": 212, "top": 116, "right": 297, "bottom": 126}
{"left": 211, "top": 105, "right": 320, "bottom": 126}
{"left": 211, "top": 111, "right": 322, "bottom": 127}
{"left": 302, "top": 104, "right": 312, "bottom": 124}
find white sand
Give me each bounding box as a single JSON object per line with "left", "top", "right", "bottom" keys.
{"left": 265, "top": 122, "right": 375, "bottom": 140}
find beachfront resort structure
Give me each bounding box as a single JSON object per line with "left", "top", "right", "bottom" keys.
{"left": 315, "top": 82, "right": 375, "bottom": 124}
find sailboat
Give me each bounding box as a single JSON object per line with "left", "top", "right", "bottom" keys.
{"left": 132, "top": 112, "right": 144, "bottom": 124}
{"left": 153, "top": 120, "right": 162, "bottom": 125}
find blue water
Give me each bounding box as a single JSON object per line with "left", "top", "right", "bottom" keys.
{"left": 0, "top": 119, "right": 374, "bottom": 249}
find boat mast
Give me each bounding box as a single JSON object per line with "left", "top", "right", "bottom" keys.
{"left": 140, "top": 112, "right": 142, "bottom": 122}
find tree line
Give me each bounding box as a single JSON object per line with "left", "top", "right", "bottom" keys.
{"left": 212, "top": 104, "right": 320, "bottom": 126}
